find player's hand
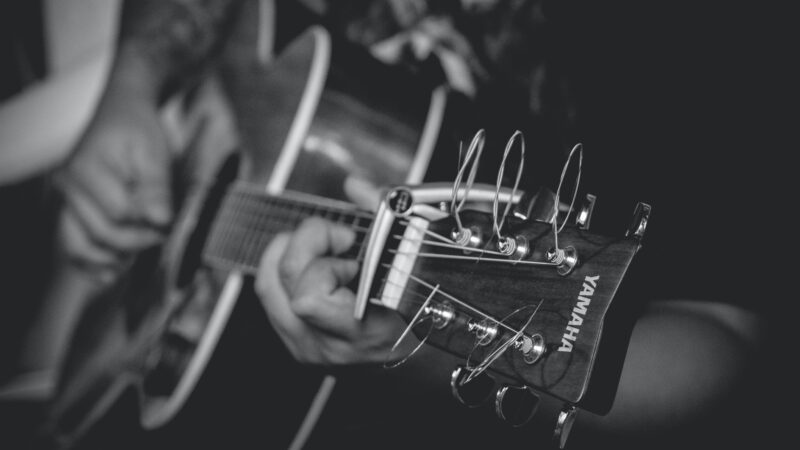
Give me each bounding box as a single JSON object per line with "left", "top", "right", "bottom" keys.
{"left": 55, "top": 84, "right": 173, "bottom": 284}
{"left": 255, "top": 217, "right": 407, "bottom": 366}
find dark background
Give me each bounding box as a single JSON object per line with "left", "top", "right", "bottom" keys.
{"left": 0, "top": 0, "right": 787, "bottom": 448}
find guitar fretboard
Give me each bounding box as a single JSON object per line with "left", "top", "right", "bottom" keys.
{"left": 203, "top": 183, "right": 374, "bottom": 274}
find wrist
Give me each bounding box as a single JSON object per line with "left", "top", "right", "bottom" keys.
{"left": 106, "top": 44, "right": 169, "bottom": 105}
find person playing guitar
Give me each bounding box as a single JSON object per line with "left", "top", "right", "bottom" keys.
{"left": 7, "top": 1, "right": 768, "bottom": 449}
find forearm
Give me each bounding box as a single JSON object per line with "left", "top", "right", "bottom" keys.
{"left": 113, "top": 0, "right": 244, "bottom": 103}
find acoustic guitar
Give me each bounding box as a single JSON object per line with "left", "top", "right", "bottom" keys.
{"left": 45, "top": 25, "right": 649, "bottom": 450}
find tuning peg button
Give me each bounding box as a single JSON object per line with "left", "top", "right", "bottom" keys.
{"left": 553, "top": 404, "right": 578, "bottom": 449}
{"left": 494, "top": 385, "right": 540, "bottom": 427}
{"left": 450, "top": 366, "right": 495, "bottom": 408}
{"left": 626, "top": 201, "right": 652, "bottom": 239}
{"left": 575, "top": 193, "right": 597, "bottom": 230}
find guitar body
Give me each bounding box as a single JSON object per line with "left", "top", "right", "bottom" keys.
{"left": 49, "top": 25, "right": 471, "bottom": 448}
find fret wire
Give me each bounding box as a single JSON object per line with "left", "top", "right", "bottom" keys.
{"left": 243, "top": 219, "right": 259, "bottom": 268}
{"left": 222, "top": 219, "right": 372, "bottom": 235}
{"left": 206, "top": 235, "right": 370, "bottom": 272}
{"left": 219, "top": 190, "right": 245, "bottom": 260}
{"left": 320, "top": 204, "right": 332, "bottom": 221}
{"left": 354, "top": 214, "right": 367, "bottom": 262}
{"left": 220, "top": 198, "right": 369, "bottom": 232}
{"left": 233, "top": 205, "right": 249, "bottom": 265}
{"left": 206, "top": 188, "right": 374, "bottom": 269}
{"left": 234, "top": 190, "right": 258, "bottom": 263}
{"left": 231, "top": 184, "right": 373, "bottom": 219}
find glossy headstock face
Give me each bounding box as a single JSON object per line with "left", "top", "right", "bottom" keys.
{"left": 363, "top": 184, "right": 649, "bottom": 409}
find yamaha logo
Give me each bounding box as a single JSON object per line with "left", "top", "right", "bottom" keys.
{"left": 558, "top": 275, "right": 599, "bottom": 353}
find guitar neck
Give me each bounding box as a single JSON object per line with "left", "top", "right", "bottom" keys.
{"left": 203, "top": 183, "right": 374, "bottom": 274}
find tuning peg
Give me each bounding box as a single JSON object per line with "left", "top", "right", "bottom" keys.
{"left": 450, "top": 366, "right": 495, "bottom": 408}
{"left": 514, "top": 187, "right": 558, "bottom": 223}
{"left": 626, "top": 201, "right": 652, "bottom": 240}
{"left": 494, "top": 385, "right": 540, "bottom": 427}
{"left": 575, "top": 193, "right": 597, "bottom": 230}
{"left": 553, "top": 404, "right": 578, "bottom": 449}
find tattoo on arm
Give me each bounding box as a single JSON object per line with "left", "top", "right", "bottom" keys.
{"left": 117, "top": 0, "right": 244, "bottom": 100}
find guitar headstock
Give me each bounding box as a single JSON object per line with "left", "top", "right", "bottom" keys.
{"left": 356, "top": 134, "right": 650, "bottom": 448}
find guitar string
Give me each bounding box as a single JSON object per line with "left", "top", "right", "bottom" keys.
{"left": 215, "top": 186, "right": 528, "bottom": 269}
{"left": 202, "top": 198, "right": 373, "bottom": 273}
{"left": 450, "top": 130, "right": 485, "bottom": 235}
{"left": 387, "top": 248, "right": 557, "bottom": 267}
{"left": 392, "top": 219, "right": 489, "bottom": 270}
{"left": 378, "top": 276, "right": 544, "bottom": 374}
{"left": 226, "top": 180, "right": 527, "bottom": 245}
{"left": 397, "top": 218, "right": 491, "bottom": 267}
{"left": 396, "top": 213, "right": 561, "bottom": 266}
{"left": 462, "top": 301, "right": 542, "bottom": 384}
{"left": 382, "top": 285, "right": 439, "bottom": 369}
{"left": 380, "top": 276, "right": 533, "bottom": 334}
{"left": 210, "top": 226, "right": 369, "bottom": 257}
{"left": 393, "top": 216, "right": 546, "bottom": 266}
{"left": 210, "top": 199, "right": 372, "bottom": 266}
{"left": 203, "top": 244, "right": 531, "bottom": 341}
{"left": 203, "top": 233, "right": 533, "bottom": 348}
{"left": 391, "top": 233, "right": 513, "bottom": 257}
{"left": 207, "top": 213, "right": 558, "bottom": 310}
{"left": 208, "top": 209, "right": 560, "bottom": 294}
{"left": 210, "top": 191, "right": 548, "bottom": 340}
{"left": 223, "top": 191, "right": 371, "bottom": 218}
{"left": 205, "top": 216, "right": 547, "bottom": 374}
{"left": 229, "top": 181, "right": 375, "bottom": 213}
{"left": 397, "top": 220, "right": 455, "bottom": 245}
{"left": 378, "top": 263, "right": 522, "bottom": 335}
{"left": 212, "top": 202, "right": 367, "bottom": 256}
{"left": 378, "top": 277, "right": 511, "bottom": 333}
{"left": 214, "top": 218, "right": 371, "bottom": 240}
{"left": 224, "top": 189, "right": 527, "bottom": 264}
{"left": 215, "top": 203, "right": 371, "bottom": 235}
{"left": 551, "top": 143, "right": 583, "bottom": 250}
{"left": 492, "top": 130, "right": 525, "bottom": 244}
{"left": 209, "top": 190, "right": 552, "bottom": 379}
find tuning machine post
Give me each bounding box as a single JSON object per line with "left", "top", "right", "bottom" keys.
{"left": 513, "top": 333, "right": 546, "bottom": 364}
{"left": 425, "top": 301, "right": 456, "bottom": 330}
{"left": 546, "top": 246, "right": 578, "bottom": 276}
{"left": 451, "top": 225, "right": 483, "bottom": 249}
{"left": 467, "top": 319, "right": 499, "bottom": 346}
{"left": 491, "top": 131, "right": 525, "bottom": 257}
